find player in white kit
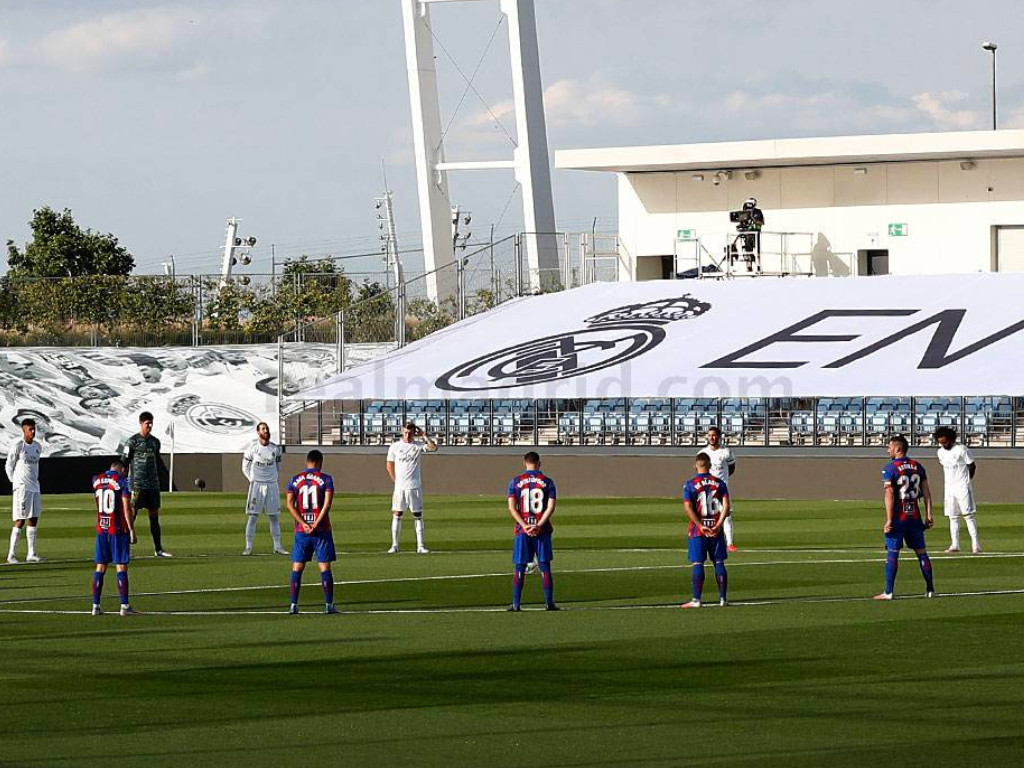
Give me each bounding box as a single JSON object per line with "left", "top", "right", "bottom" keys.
{"left": 934, "top": 426, "right": 981, "bottom": 554}
{"left": 698, "top": 426, "right": 738, "bottom": 551}
{"left": 386, "top": 422, "right": 438, "bottom": 553}
{"left": 241, "top": 422, "right": 289, "bottom": 556}
{"left": 6, "top": 418, "right": 43, "bottom": 564}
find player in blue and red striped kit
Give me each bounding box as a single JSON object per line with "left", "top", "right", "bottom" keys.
{"left": 91, "top": 459, "right": 137, "bottom": 616}
{"left": 876, "top": 435, "right": 935, "bottom": 600}
{"left": 285, "top": 450, "right": 337, "bottom": 614}
{"left": 681, "top": 453, "right": 731, "bottom": 608}
{"left": 507, "top": 452, "right": 558, "bottom": 611}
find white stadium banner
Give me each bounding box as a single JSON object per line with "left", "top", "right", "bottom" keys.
{"left": 0, "top": 345, "right": 338, "bottom": 456}
{"left": 294, "top": 274, "right": 1024, "bottom": 401}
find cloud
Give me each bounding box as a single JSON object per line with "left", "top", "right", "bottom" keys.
{"left": 911, "top": 91, "right": 984, "bottom": 130}
{"left": 37, "top": 7, "right": 200, "bottom": 73}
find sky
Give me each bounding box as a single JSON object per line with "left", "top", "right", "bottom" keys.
{"left": 1, "top": 0, "right": 1022, "bottom": 276}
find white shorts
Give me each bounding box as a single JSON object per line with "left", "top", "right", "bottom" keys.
{"left": 392, "top": 487, "right": 423, "bottom": 514}
{"left": 246, "top": 482, "right": 281, "bottom": 517}
{"left": 12, "top": 489, "right": 42, "bottom": 521}
{"left": 944, "top": 487, "right": 977, "bottom": 518}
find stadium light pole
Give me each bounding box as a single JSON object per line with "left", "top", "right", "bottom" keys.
{"left": 982, "top": 41, "right": 998, "bottom": 130}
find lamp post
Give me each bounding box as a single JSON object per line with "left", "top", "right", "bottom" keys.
{"left": 982, "top": 41, "right": 997, "bottom": 130}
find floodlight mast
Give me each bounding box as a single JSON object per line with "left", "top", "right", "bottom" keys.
{"left": 401, "top": 0, "right": 558, "bottom": 301}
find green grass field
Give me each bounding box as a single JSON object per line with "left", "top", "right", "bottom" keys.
{"left": 1, "top": 492, "right": 1023, "bottom": 767}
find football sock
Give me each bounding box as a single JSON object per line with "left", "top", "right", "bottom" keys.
{"left": 391, "top": 516, "right": 402, "bottom": 548}
{"left": 964, "top": 516, "right": 980, "bottom": 549}
{"left": 321, "top": 569, "right": 334, "bottom": 605}
{"left": 414, "top": 518, "right": 426, "bottom": 549}
{"left": 884, "top": 551, "right": 899, "bottom": 594}
{"left": 269, "top": 516, "right": 283, "bottom": 549}
{"left": 116, "top": 571, "right": 130, "bottom": 606}
{"left": 149, "top": 517, "right": 163, "bottom": 552}
{"left": 948, "top": 518, "right": 960, "bottom": 549}
{"left": 92, "top": 571, "right": 105, "bottom": 604}
{"left": 722, "top": 517, "right": 735, "bottom": 546}
{"left": 539, "top": 562, "right": 554, "bottom": 606}
{"left": 917, "top": 553, "right": 934, "bottom": 592}
{"left": 9, "top": 526, "right": 21, "bottom": 558}
{"left": 26, "top": 526, "right": 37, "bottom": 558}
{"left": 245, "top": 515, "right": 258, "bottom": 550}
{"left": 290, "top": 570, "right": 303, "bottom": 606}
{"left": 713, "top": 561, "right": 728, "bottom": 601}
{"left": 691, "top": 563, "right": 705, "bottom": 601}
{"left": 512, "top": 567, "right": 526, "bottom": 607}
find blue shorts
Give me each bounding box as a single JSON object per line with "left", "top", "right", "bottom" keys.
{"left": 513, "top": 532, "right": 553, "bottom": 565}
{"left": 292, "top": 531, "right": 337, "bottom": 564}
{"left": 885, "top": 525, "right": 927, "bottom": 552}
{"left": 688, "top": 534, "right": 728, "bottom": 563}
{"left": 95, "top": 532, "right": 131, "bottom": 565}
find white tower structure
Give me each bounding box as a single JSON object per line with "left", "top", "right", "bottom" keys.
{"left": 401, "top": 0, "right": 558, "bottom": 300}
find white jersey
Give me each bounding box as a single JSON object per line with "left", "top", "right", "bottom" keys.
{"left": 243, "top": 441, "right": 282, "bottom": 484}
{"left": 387, "top": 439, "right": 428, "bottom": 490}
{"left": 937, "top": 444, "right": 975, "bottom": 493}
{"left": 698, "top": 445, "right": 735, "bottom": 483}
{"left": 6, "top": 439, "right": 41, "bottom": 492}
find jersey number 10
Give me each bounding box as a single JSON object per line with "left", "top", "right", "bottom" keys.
{"left": 95, "top": 488, "right": 116, "bottom": 530}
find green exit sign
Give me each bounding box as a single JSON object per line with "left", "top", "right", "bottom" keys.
{"left": 677, "top": 229, "right": 697, "bottom": 240}
{"left": 888, "top": 223, "right": 908, "bottom": 237}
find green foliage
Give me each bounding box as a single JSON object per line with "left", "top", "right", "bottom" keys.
{"left": 6, "top": 207, "right": 135, "bottom": 278}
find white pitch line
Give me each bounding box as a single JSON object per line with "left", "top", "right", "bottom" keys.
{"left": 2, "top": 587, "right": 1024, "bottom": 617}
{"left": 1, "top": 551, "right": 1022, "bottom": 607}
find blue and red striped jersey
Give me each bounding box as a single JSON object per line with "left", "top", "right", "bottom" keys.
{"left": 882, "top": 458, "right": 928, "bottom": 523}
{"left": 93, "top": 470, "right": 128, "bottom": 534}
{"left": 286, "top": 470, "right": 335, "bottom": 532}
{"left": 507, "top": 470, "right": 557, "bottom": 535}
{"left": 682, "top": 472, "right": 729, "bottom": 538}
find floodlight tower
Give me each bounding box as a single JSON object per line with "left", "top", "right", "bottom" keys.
{"left": 401, "top": 0, "right": 558, "bottom": 301}
{"left": 219, "top": 218, "right": 257, "bottom": 287}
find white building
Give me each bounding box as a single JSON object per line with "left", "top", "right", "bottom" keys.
{"left": 556, "top": 129, "right": 1024, "bottom": 281}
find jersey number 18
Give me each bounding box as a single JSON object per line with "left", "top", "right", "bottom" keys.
{"left": 520, "top": 487, "right": 544, "bottom": 525}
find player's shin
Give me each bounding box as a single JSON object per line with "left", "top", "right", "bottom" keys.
{"left": 149, "top": 516, "right": 163, "bottom": 552}
{"left": 691, "top": 563, "right": 705, "bottom": 601}
{"left": 269, "top": 516, "right": 283, "bottom": 549}
{"left": 25, "top": 526, "right": 37, "bottom": 558}
{"left": 512, "top": 567, "right": 526, "bottom": 608}
{"left": 965, "top": 516, "right": 980, "bottom": 549}
{"left": 8, "top": 526, "right": 20, "bottom": 558}
{"left": 917, "top": 552, "right": 934, "bottom": 593}
{"left": 539, "top": 562, "right": 554, "bottom": 606}
{"left": 116, "top": 571, "right": 129, "bottom": 606}
{"left": 414, "top": 517, "right": 426, "bottom": 549}
{"left": 290, "top": 570, "right": 302, "bottom": 606}
{"left": 948, "top": 518, "right": 961, "bottom": 550}
{"left": 245, "top": 515, "right": 258, "bottom": 551}
{"left": 391, "top": 515, "right": 402, "bottom": 548}
{"left": 92, "top": 571, "right": 105, "bottom": 605}
{"left": 713, "top": 561, "right": 728, "bottom": 602}
{"left": 884, "top": 551, "right": 899, "bottom": 594}
{"left": 722, "top": 516, "right": 735, "bottom": 547}
{"left": 321, "top": 569, "right": 334, "bottom": 607}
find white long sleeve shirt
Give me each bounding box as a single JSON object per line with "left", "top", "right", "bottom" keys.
{"left": 6, "top": 439, "right": 41, "bottom": 492}
{"left": 242, "top": 441, "right": 282, "bottom": 484}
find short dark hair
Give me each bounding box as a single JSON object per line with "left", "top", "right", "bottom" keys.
{"left": 256, "top": 421, "right": 270, "bottom": 432}
{"left": 524, "top": 451, "right": 541, "bottom": 464}
{"left": 110, "top": 458, "right": 126, "bottom": 472}
{"left": 139, "top": 411, "right": 154, "bottom": 423}
{"left": 889, "top": 434, "right": 909, "bottom": 453}
{"left": 20, "top": 418, "right": 36, "bottom": 428}
{"left": 695, "top": 452, "right": 711, "bottom": 468}
{"left": 404, "top": 421, "right": 418, "bottom": 431}
{"left": 933, "top": 426, "right": 957, "bottom": 442}
{"left": 306, "top": 449, "right": 324, "bottom": 466}
{"left": 707, "top": 426, "right": 720, "bottom": 435}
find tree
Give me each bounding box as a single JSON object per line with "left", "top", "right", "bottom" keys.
{"left": 6, "top": 207, "right": 135, "bottom": 278}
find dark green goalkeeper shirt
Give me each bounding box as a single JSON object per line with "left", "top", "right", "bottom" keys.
{"left": 122, "top": 434, "right": 162, "bottom": 490}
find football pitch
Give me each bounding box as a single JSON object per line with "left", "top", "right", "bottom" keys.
{"left": 2, "top": 492, "right": 1023, "bottom": 767}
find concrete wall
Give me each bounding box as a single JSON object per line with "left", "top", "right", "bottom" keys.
{"left": 619, "top": 158, "right": 1024, "bottom": 276}
{"left": 18, "top": 449, "right": 1024, "bottom": 504}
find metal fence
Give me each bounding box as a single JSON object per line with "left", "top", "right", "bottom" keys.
{"left": 281, "top": 396, "right": 1024, "bottom": 449}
